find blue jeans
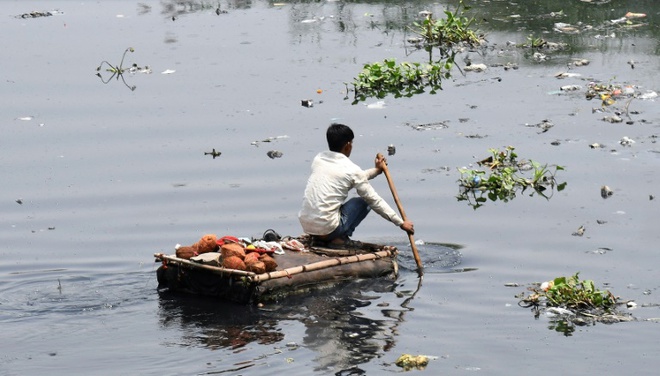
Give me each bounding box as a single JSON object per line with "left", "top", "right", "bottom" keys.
{"left": 325, "top": 197, "right": 371, "bottom": 241}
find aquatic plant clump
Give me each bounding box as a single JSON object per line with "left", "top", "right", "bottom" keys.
{"left": 517, "top": 273, "right": 632, "bottom": 335}
{"left": 456, "top": 146, "right": 566, "bottom": 209}
{"left": 410, "top": 0, "right": 481, "bottom": 59}
{"left": 96, "top": 47, "right": 150, "bottom": 91}
{"left": 347, "top": 0, "right": 482, "bottom": 103}
{"left": 534, "top": 273, "right": 617, "bottom": 310}
{"left": 349, "top": 59, "right": 451, "bottom": 104}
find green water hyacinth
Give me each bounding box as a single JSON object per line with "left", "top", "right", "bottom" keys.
{"left": 349, "top": 59, "right": 451, "bottom": 104}
{"left": 544, "top": 273, "right": 617, "bottom": 310}
{"left": 347, "top": 0, "right": 482, "bottom": 103}
{"left": 457, "top": 146, "right": 566, "bottom": 209}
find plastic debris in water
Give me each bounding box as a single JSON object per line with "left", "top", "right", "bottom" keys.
{"left": 267, "top": 150, "right": 283, "bottom": 159}
{"left": 540, "top": 281, "right": 554, "bottom": 291}
{"left": 572, "top": 59, "right": 590, "bottom": 66}
{"left": 638, "top": 91, "right": 658, "bottom": 100}
{"left": 387, "top": 144, "right": 396, "bottom": 156}
{"left": 546, "top": 307, "right": 574, "bottom": 316}
{"left": 301, "top": 99, "right": 313, "bottom": 108}
{"left": 161, "top": 69, "right": 176, "bottom": 74}
{"left": 625, "top": 12, "right": 646, "bottom": 19}
{"left": 204, "top": 149, "right": 221, "bottom": 159}
{"left": 560, "top": 85, "right": 581, "bottom": 91}
{"left": 463, "top": 63, "right": 487, "bottom": 72}
{"left": 395, "top": 354, "right": 429, "bottom": 370}
{"left": 619, "top": 136, "right": 635, "bottom": 147}
{"left": 602, "top": 115, "right": 622, "bottom": 123}
{"left": 554, "top": 72, "right": 581, "bottom": 79}
{"left": 366, "top": 100, "right": 386, "bottom": 109}
{"left": 601, "top": 185, "right": 613, "bottom": 199}
{"left": 572, "top": 225, "right": 585, "bottom": 237}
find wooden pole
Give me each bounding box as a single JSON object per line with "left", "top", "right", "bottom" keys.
{"left": 249, "top": 249, "right": 395, "bottom": 282}
{"left": 377, "top": 153, "right": 424, "bottom": 276}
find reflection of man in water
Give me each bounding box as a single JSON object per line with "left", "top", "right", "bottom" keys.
{"left": 158, "top": 280, "right": 403, "bottom": 373}
{"left": 299, "top": 281, "right": 401, "bottom": 373}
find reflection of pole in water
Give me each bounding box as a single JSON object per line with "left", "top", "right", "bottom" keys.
{"left": 382, "top": 274, "right": 423, "bottom": 352}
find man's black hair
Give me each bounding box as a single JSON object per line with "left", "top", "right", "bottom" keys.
{"left": 326, "top": 123, "right": 354, "bottom": 152}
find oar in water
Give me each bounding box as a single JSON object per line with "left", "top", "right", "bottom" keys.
{"left": 377, "top": 153, "right": 424, "bottom": 276}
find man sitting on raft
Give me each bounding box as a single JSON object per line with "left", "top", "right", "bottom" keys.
{"left": 298, "top": 123, "right": 414, "bottom": 248}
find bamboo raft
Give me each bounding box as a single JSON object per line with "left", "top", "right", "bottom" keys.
{"left": 155, "top": 237, "right": 399, "bottom": 304}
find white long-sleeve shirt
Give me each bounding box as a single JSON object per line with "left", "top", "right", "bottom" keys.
{"left": 298, "top": 151, "right": 404, "bottom": 235}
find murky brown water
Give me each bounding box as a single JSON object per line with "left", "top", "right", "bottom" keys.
{"left": 2, "top": 0, "right": 659, "bottom": 374}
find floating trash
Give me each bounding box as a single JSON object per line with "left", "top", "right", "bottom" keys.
{"left": 589, "top": 143, "right": 603, "bottom": 149}
{"left": 572, "top": 59, "right": 590, "bottom": 66}
{"left": 572, "top": 225, "right": 585, "bottom": 236}
{"left": 301, "top": 17, "right": 321, "bottom": 24}
{"left": 602, "top": 115, "right": 623, "bottom": 123}
{"left": 366, "top": 100, "right": 386, "bottom": 109}
{"left": 546, "top": 307, "right": 574, "bottom": 316}
{"left": 301, "top": 99, "right": 313, "bottom": 108}
{"left": 161, "top": 69, "right": 176, "bottom": 74}
{"left": 128, "top": 65, "right": 152, "bottom": 74}
{"left": 553, "top": 22, "right": 580, "bottom": 34}
{"left": 204, "top": 148, "right": 221, "bottom": 159}
{"left": 586, "top": 247, "right": 612, "bottom": 254}
{"left": 405, "top": 121, "right": 448, "bottom": 131}
{"left": 463, "top": 63, "right": 487, "bottom": 72}
{"left": 638, "top": 91, "right": 658, "bottom": 100}
{"left": 395, "top": 354, "right": 429, "bottom": 370}
{"left": 619, "top": 136, "right": 635, "bottom": 147}
{"left": 387, "top": 144, "right": 396, "bottom": 156}
{"left": 532, "top": 52, "right": 549, "bottom": 62}
{"left": 555, "top": 72, "right": 581, "bottom": 79}
{"left": 15, "top": 116, "right": 33, "bottom": 121}
{"left": 625, "top": 12, "right": 646, "bottom": 19}
{"left": 601, "top": 185, "right": 613, "bottom": 198}
{"left": 560, "top": 85, "right": 581, "bottom": 91}
{"left": 526, "top": 119, "right": 554, "bottom": 133}
{"left": 14, "top": 10, "right": 64, "bottom": 18}
{"left": 267, "top": 150, "right": 283, "bottom": 159}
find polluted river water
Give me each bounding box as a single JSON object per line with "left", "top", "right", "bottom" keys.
{"left": 1, "top": 0, "right": 659, "bottom": 374}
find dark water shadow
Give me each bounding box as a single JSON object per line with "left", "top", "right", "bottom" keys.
{"left": 157, "top": 275, "right": 419, "bottom": 373}
{"left": 392, "top": 241, "right": 478, "bottom": 274}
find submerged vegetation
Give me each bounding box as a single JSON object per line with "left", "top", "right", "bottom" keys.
{"left": 348, "top": 0, "right": 482, "bottom": 103}
{"left": 456, "top": 146, "right": 566, "bottom": 210}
